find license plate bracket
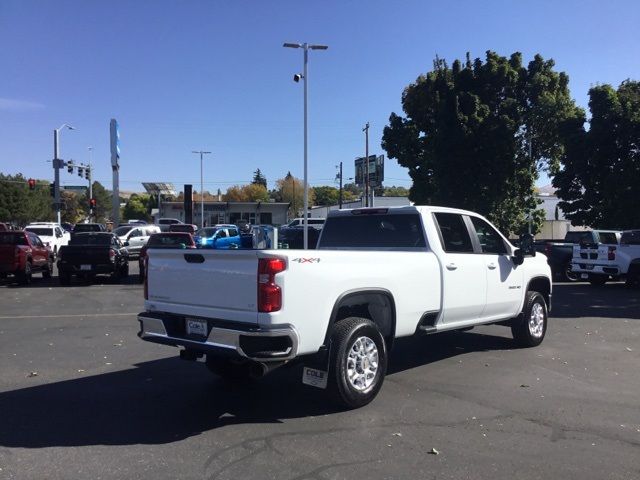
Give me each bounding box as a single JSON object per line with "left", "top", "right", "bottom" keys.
{"left": 186, "top": 318, "right": 208, "bottom": 337}
{"left": 80, "top": 264, "right": 91, "bottom": 271}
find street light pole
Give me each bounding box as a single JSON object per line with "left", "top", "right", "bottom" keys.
{"left": 88, "top": 146, "right": 93, "bottom": 222}
{"left": 52, "top": 124, "right": 75, "bottom": 224}
{"left": 192, "top": 150, "right": 211, "bottom": 228}
{"left": 363, "top": 122, "right": 370, "bottom": 207}
{"left": 283, "top": 41, "right": 328, "bottom": 249}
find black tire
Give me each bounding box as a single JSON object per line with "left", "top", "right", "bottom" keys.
{"left": 562, "top": 263, "right": 579, "bottom": 282}
{"left": 511, "top": 291, "right": 548, "bottom": 348}
{"left": 42, "top": 257, "right": 53, "bottom": 279}
{"left": 205, "top": 356, "right": 253, "bottom": 383}
{"left": 17, "top": 261, "right": 32, "bottom": 285}
{"left": 59, "top": 273, "right": 71, "bottom": 285}
{"left": 588, "top": 274, "right": 608, "bottom": 286}
{"left": 326, "top": 317, "right": 387, "bottom": 409}
{"left": 111, "top": 266, "right": 121, "bottom": 282}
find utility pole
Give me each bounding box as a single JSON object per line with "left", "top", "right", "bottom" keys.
{"left": 363, "top": 122, "right": 370, "bottom": 207}
{"left": 52, "top": 124, "right": 75, "bottom": 224}
{"left": 192, "top": 150, "right": 211, "bottom": 228}
{"left": 88, "top": 147, "right": 93, "bottom": 222}
{"left": 338, "top": 162, "right": 343, "bottom": 209}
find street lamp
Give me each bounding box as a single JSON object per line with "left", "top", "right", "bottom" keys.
{"left": 53, "top": 124, "right": 75, "bottom": 224}
{"left": 192, "top": 150, "right": 211, "bottom": 228}
{"left": 283, "top": 41, "right": 328, "bottom": 249}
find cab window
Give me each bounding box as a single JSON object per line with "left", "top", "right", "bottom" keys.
{"left": 433, "top": 213, "right": 474, "bottom": 253}
{"left": 470, "top": 217, "right": 508, "bottom": 254}
{"left": 228, "top": 228, "right": 238, "bottom": 237}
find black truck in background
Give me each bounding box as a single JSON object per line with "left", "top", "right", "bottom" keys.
{"left": 57, "top": 233, "right": 129, "bottom": 285}
{"left": 535, "top": 230, "right": 621, "bottom": 282}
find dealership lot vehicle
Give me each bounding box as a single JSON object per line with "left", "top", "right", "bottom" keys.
{"left": 117, "top": 225, "right": 161, "bottom": 258}
{"left": 24, "top": 222, "right": 70, "bottom": 258}
{"left": 193, "top": 225, "right": 241, "bottom": 248}
{"left": 140, "top": 206, "right": 551, "bottom": 408}
{"left": 57, "top": 232, "right": 129, "bottom": 284}
{"left": 570, "top": 230, "right": 622, "bottom": 285}
{"left": 0, "top": 230, "right": 53, "bottom": 284}
{"left": 157, "top": 218, "right": 183, "bottom": 232}
{"left": 72, "top": 223, "right": 106, "bottom": 234}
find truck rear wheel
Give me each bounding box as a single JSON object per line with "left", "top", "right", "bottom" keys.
{"left": 327, "top": 317, "right": 387, "bottom": 409}
{"left": 511, "top": 291, "right": 547, "bottom": 348}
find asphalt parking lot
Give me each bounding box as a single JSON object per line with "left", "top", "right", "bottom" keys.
{"left": 0, "top": 265, "right": 639, "bottom": 480}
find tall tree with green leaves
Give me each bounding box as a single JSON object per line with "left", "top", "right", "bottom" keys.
{"left": 252, "top": 169, "right": 267, "bottom": 188}
{"left": 382, "top": 51, "right": 581, "bottom": 234}
{"left": 312, "top": 186, "right": 340, "bottom": 206}
{"left": 122, "top": 194, "right": 152, "bottom": 222}
{"left": 81, "top": 181, "right": 112, "bottom": 223}
{"left": 0, "top": 174, "right": 53, "bottom": 225}
{"left": 553, "top": 81, "right": 640, "bottom": 229}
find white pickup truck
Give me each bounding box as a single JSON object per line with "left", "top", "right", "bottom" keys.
{"left": 571, "top": 229, "right": 640, "bottom": 287}
{"left": 139, "top": 206, "right": 552, "bottom": 408}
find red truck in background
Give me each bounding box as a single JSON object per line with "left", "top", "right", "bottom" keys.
{"left": 0, "top": 231, "right": 53, "bottom": 285}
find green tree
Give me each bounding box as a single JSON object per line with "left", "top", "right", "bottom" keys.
{"left": 223, "top": 184, "right": 270, "bottom": 202}
{"left": 382, "top": 51, "right": 581, "bottom": 234}
{"left": 60, "top": 190, "right": 84, "bottom": 224}
{"left": 312, "top": 186, "right": 339, "bottom": 206}
{"left": 382, "top": 185, "right": 409, "bottom": 197}
{"left": 252, "top": 169, "right": 267, "bottom": 188}
{"left": 81, "top": 181, "right": 112, "bottom": 223}
{"left": 553, "top": 81, "right": 640, "bottom": 229}
{"left": 0, "top": 174, "right": 53, "bottom": 226}
{"left": 122, "top": 194, "right": 151, "bottom": 222}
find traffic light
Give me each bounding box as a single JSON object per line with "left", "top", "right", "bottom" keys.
{"left": 49, "top": 183, "right": 55, "bottom": 197}
{"left": 67, "top": 163, "right": 73, "bottom": 173}
{"left": 28, "top": 178, "right": 36, "bottom": 190}
{"left": 89, "top": 198, "right": 97, "bottom": 209}
{"left": 85, "top": 168, "right": 90, "bottom": 180}
{"left": 77, "top": 167, "right": 83, "bottom": 177}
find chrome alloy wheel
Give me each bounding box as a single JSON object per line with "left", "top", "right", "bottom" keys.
{"left": 528, "top": 302, "right": 545, "bottom": 338}
{"left": 346, "top": 336, "right": 379, "bottom": 391}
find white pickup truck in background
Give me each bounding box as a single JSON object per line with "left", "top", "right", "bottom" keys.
{"left": 570, "top": 230, "right": 622, "bottom": 286}
{"left": 139, "top": 206, "right": 552, "bottom": 408}
{"left": 572, "top": 229, "right": 640, "bottom": 287}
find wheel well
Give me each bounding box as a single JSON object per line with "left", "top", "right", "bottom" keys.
{"left": 527, "top": 277, "right": 551, "bottom": 308}
{"left": 325, "top": 290, "right": 396, "bottom": 349}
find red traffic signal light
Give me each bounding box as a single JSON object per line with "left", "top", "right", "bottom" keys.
{"left": 89, "top": 198, "right": 97, "bottom": 208}
{"left": 27, "top": 178, "right": 36, "bottom": 190}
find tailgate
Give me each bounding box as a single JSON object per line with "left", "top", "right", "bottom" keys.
{"left": 0, "top": 245, "right": 16, "bottom": 264}
{"left": 146, "top": 249, "right": 260, "bottom": 324}
{"left": 62, "top": 246, "right": 111, "bottom": 264}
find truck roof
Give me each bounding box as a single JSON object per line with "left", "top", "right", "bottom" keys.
{"left": 327, "top": 205, "right": 485, "bottom": 218}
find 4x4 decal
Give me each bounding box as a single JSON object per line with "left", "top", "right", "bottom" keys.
{"left": 291, "top": 258, "right": 321, "bottom": 264}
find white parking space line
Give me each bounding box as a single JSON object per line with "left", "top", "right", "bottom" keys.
{"left": 0, "top": 313, "right": 139, "bottom": 320}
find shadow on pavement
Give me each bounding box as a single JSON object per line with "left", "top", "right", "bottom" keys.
{"left": 551, "top": 283, "right": 640, "bottom": 320}
{"left": 0, "top": 330, "right": 513, "bottom": 448}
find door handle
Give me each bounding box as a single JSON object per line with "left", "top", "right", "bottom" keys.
{"left": 488, "top": 263, "right": 497, "bottom": 270}
{"left": 446, "top": 263, "right": 457, "bottom": 271}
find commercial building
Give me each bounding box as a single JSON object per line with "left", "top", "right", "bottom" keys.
{"left": 159, "top": 201, "right": 291, "bottom": 227}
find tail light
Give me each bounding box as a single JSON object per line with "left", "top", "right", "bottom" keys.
{"left": 258, "top": 257, "right": 286, "bottom": 312}
{"left": 608, "top": 246, "right": 616, "bottom": 260}
{"left": 109, "top": 249, "right": 116, "bottom": 262}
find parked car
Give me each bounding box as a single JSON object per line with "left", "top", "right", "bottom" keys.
{"left": 286, "top": 217, "right": 325, "bottom": 230}
{"left": 157, "top": 218, "right": 183, "bottom": 232}
{"left": 138, "top": 232, "right": 196, "bottom": 282}
{"left": 570, "top": 230, "right": 623, "bottom": 285}
{"left": 117, "top": 225, "right": 161, "bottom": 258}
{"left": 73, "top": 223, "right": 106, "bottom": 234}
{"left": 139, "top": 205, "right": 551, "bottom": 408}
{"left": 278, "top": 225, "right": 321, "bottom": 249}
{"left": 194, "top": 225, "right": 241, "bottom": 248}
{"left": 24, "top": 223, "right": 70, "bottom": 259}
{"left": 0, "top": 223, "right": 9, "bottom": 232}
{"left": 0, "top": 230, "right": 53, "bottom": 284}
{"left": 168, "top": 223, "right": 198, "bottom": 235}
{"left": 60, "top": 222, "right": 74, "bottom": 233}
{"left": 57, "top": 232, "right": 129, "bottom": 284}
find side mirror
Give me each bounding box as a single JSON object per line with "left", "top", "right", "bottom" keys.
{"left": 513, "top": 248, "right": 525, "bottom": 265}
{"left": 124, "top": 241, "right": 129, "bottom": 246}
{"left": 518, "top": 233, "right": 536, "bottom": 256}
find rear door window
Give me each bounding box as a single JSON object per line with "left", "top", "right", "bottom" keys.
{"left": 598, "top": 232, "right": 619, "bottom": 244}
{"left": 621, "top": 231, "right": 640, "bottom": 245}
{"left": 433, "top": 213, "right": 474, "bottom": 253}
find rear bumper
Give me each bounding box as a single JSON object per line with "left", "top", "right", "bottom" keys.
{"left": 571, "top": 263, "right": 620, "bottom": 276}
{"left": 57, "top": 262, "right": 116, "bottom": 275}
{"left": 137, "top": 311, "right": 299, "bottom": 362}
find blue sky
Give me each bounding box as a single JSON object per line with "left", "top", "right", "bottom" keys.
{"left": 1, "top": 0, "right": 639, "bottom": 193}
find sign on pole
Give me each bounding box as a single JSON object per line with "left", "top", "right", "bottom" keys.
{"left": 354, "top": 155, "right": 384, "bottom": 187}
